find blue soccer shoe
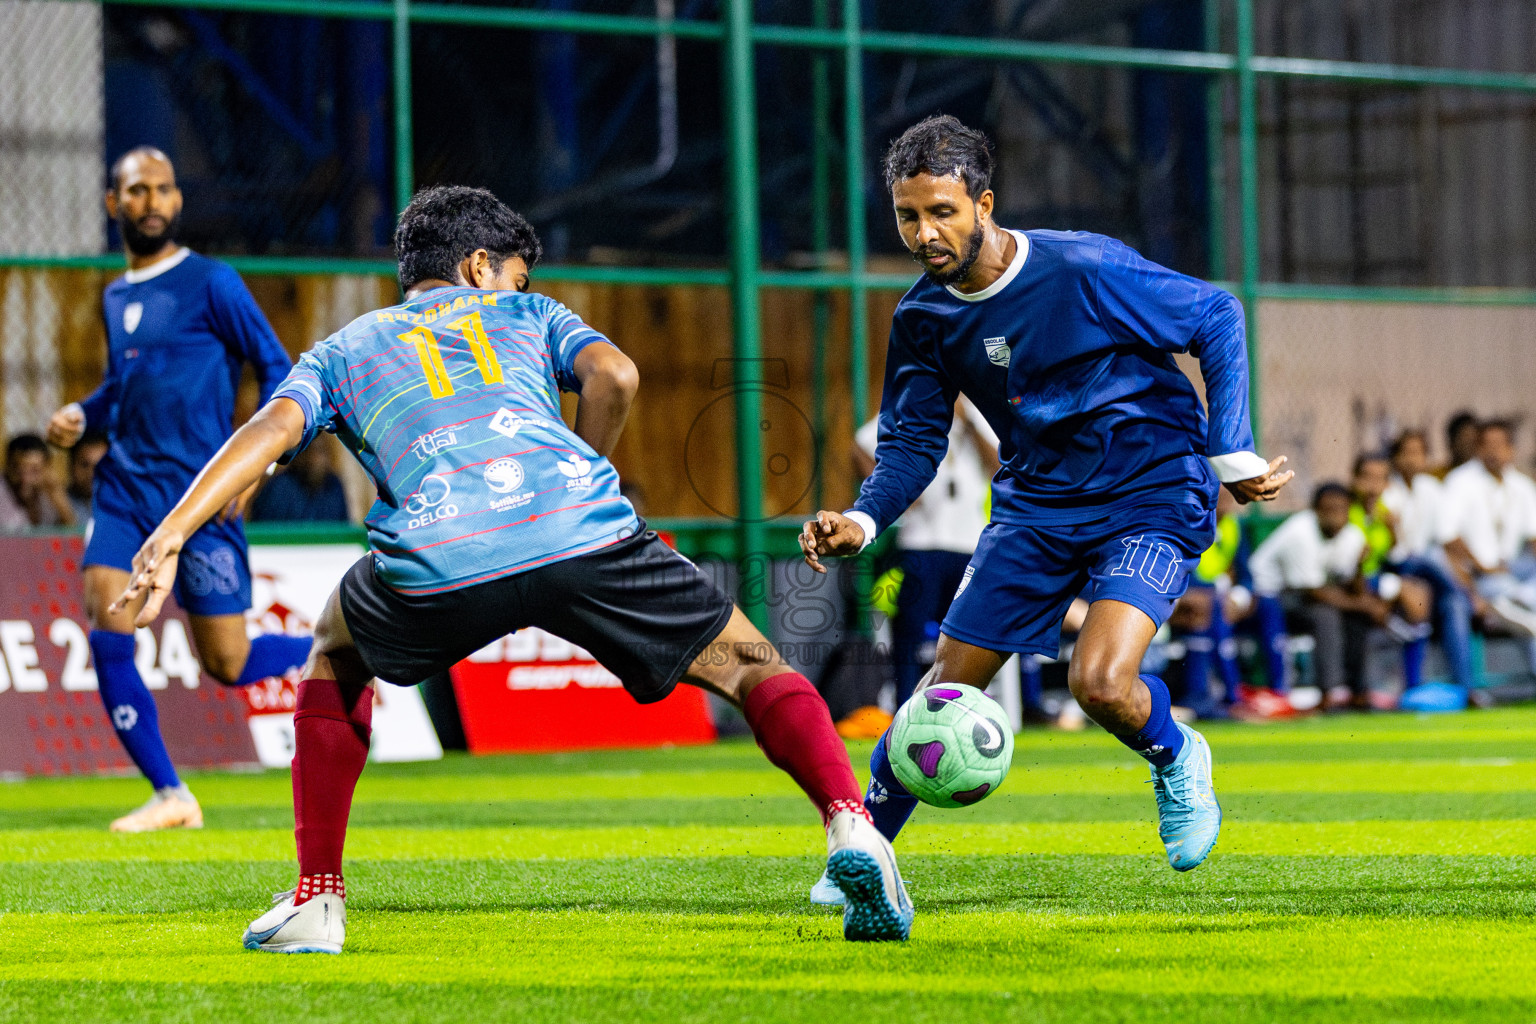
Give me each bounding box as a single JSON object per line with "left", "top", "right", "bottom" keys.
{"left": 824, "top": 810, "right": 912, "bottom": 941}
{"left": 1151, "top": 722, "right": 1222, "bottom": 871}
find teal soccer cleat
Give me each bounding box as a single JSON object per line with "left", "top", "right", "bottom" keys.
{"left": 824, "top": 810, "right": 913, "bottom": 941}
{"left": 1151, "top": 722, "right": 1222, "bottom": 871}
{"left": 809, "top": 870, "right": 846, "bottom": 906}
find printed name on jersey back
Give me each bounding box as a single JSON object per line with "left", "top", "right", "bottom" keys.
{"left": 375, "top": 290, "right": 502, "bottom": 324}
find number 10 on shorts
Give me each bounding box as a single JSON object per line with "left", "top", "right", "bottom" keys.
{"left": 1108, "top": 534, "right": 1181, "bottom": 594}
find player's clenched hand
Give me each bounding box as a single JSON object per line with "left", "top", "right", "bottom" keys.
{"left": 799, "top": 510, "right": 866, "bottom": 574}
{"left": 110, "top": 526, "right": 187, "bottom": 627}
{"left": 1224, "top": 455, "right": 1294, "bottom": 504}
{"left": 46, "top": 404, "right": 85, "bottom": 448}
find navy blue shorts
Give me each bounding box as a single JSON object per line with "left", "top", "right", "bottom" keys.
{"left": 83, "top": 506, "right": 252, "bottom": 617}
{"left": 942, "top": 504, "right": 1215, "bottom": 656}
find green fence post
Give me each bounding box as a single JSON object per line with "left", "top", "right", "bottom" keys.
{"left": 811, "top": 0, "right": 832, "bottom": 512}
{"left": 724, "top": 0, "right": 769, "bottom": 631}
{"left": 1203, "top": 0, "right": 1226, "bottom": 281}
{"left": 844, "top": 0, "right": 869, "bottom": 429}
{"left": 392, "top": 0, "right": 414, "bottom": 216}
{"left": 1236, "top": 0, "right": 1261, "bottom": 448}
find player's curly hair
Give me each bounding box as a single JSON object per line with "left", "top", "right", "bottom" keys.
{"left": 882, "top": 115, "right": 993, "bottom": 201}
{"left": 394, "top": 185, "right": 544, "bottom": 291}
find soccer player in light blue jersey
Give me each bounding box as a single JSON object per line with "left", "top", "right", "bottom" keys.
{"left": 115, "top": 186, "right": 912, "bottom": 952}
{"left": 801, "top": 117, "right": 1294, "bottom": 901}
{"left": 45, "top": 148, "right": 311, "bottom": 833}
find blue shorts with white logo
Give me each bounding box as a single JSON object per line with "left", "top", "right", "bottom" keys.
{"left": 83, "top": 506, "right": 252, "bottom": 617}
{"left": 941, "top": 504, "right": 1216, "bottom": 657}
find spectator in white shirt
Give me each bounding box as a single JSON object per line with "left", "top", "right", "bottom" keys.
{"left": 1438, "top": 420, "right": 1536, "bottom": 649}
{"left": 1250, "top": 483, "right": 1388, "bottom": 707}
{"left": 855, "top": 399, "right": 1003, "bottom": 709}
{"left": 1382, "top": 429, "right": 1476, "bottom": 695}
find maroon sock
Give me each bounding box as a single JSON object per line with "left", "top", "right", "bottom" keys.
{"left": 291, "top": 678, "right": 372, "bottom": 903}
{"left": 742, "top": 672, "right": 867, "bottom": 826}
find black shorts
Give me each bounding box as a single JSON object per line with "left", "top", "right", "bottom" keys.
{"left": 338, "top": 527, "right": 736, "bottom": 703}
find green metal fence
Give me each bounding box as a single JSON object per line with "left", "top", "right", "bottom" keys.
{"left": 17, "top": 0, "right": 1536, "bottom": 627}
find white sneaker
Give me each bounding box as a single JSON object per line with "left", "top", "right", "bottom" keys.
{"left": 809, "top": 870, "right": 845, "bottom": 906}
{"left": 242, "top": 890, "right": 346, "bottom": 954}
{"left": 824, "top": 810, "right": 912, "bottom": 941}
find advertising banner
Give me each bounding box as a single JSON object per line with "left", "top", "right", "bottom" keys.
{"left": 451, "top": 628, "right": 717, "bottom": 752}
{"left": 0, "top": 535, "right": 256, "bottom": 777}
{"left": 0, "top": 535, "right": 442, "bottom": 778}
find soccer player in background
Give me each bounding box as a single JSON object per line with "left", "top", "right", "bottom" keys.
{"left": 115, "top": 185, "right": 912, "bottom": 952}
{"left": 801, "top": 116, "right": 1292, "bottom": 898}
{"left": 46, "top": 147, "right": 311, "bottom": 832}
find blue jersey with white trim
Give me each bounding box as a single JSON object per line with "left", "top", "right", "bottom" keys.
{"left": 273, "top": 286, "right": 638, "bottom": 594}
{"left": 852, "top": 229, "right": 1257, "bottom": 533}
{"left": 82, "top": 249, "right": 293, "bottom": 520}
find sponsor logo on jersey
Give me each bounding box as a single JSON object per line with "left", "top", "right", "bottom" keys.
{"left": 955, "top": 565, "right": 975, "bottom": 597}
{"left": 410, "top": 425, "right": 457, "bottom": 461}
{"left": 123, "top": 302, "right": 143, "bottom": 334}
{"left": 404, "top": 474, "right": 457, "bottom": 528}
{"left": 483, "top": 457, "right": 525, "bottom": 493}
{"left": 488, "top": 408, "right": 530, "bottom": 440}
{"left": 983, "top": 336, "right": 1010, "bottom": 367}
{"left": 557, "top": 453, "right": 593, "bottom": 490}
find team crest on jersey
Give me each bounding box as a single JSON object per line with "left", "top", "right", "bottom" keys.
{"left": 955, "top": 565, "right": 975, "bottom": 598}
{"left": 410, "top": 425, "right": 457, "bottom": 461}
{"left": 123, "top": 302, "right": 143, "bottom": 335}
{"left": 983, "top": 336, "right": 1009, "bottom": 367}
{"left": 557, "top": 454, "right": 594, "bottom": 490}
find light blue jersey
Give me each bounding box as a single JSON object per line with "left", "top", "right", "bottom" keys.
{"left": 273, "top": 286, "right": 638, "bottom": 594}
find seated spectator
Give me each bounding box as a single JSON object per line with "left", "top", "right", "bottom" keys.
{"left": 1438, "top": 419, "right": 1536, "bottom": 656}
{"left": 251, "top": 440, "right": 349, "bottom": 523}
{"left": 0, "top": 433, "right": 75, "bottom": 533}
{"left": 66, "top": 429, "right": 109, "bottom": 524}
{"left": 1250, "top": 482, "right": 1386, "bottom": 710}
{"left": 1169, "top": 486, "right": 1250, "bottom": 717}
{"left": 1382, "top": 429, "right": 1477, "bottom": 698}
{"left": 1350, "top": 453, "right": 1435, "bottom": 700}
{"left": 1436, "top": 410, "right": 1480, "bottom": 479}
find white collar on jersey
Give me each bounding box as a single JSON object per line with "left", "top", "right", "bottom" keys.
{"left": 123, "top": 246, "right": 191, "bottom": 284}
{"left": 945, "top": 229, "right": 1029, "bottom": 303}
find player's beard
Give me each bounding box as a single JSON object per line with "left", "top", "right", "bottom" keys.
{"left": 118, "top": 209, "right": 181, "bottom": 257}
{"left": 911, "top": 218, "right": 985, "bottom": 286}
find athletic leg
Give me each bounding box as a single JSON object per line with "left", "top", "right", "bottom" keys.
{"left": 244, "top": 585, "right": 369, "bottom": 954}
{"left": 683, "top": 608, "right": 912, "bottom": 941}
{"left": 84, "top": 565, "right": 201, "bottom": 830}
{"left": 187, "top": 614, "right": 311, "bottom": 687}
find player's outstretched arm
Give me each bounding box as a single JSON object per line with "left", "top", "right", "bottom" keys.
{"left": 799, "top": 510, "right": 868, "bottom": 574}
{"left": 571, "top": 342, "right": 639, "bottom": 458}
{"left": 1223, "top": 454, "right": 1295, "bottom": 504}
{"left": 111, "top": 397, "right": 306, "bottom": 626}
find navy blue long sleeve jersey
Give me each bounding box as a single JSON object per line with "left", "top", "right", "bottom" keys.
{"left": 851, "top": 230, "right": 1261, "bottom": 535}
{"left": 78, "top": 249, "right": 292, "bottom": 520}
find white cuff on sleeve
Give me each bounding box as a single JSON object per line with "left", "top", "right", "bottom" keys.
{"left": 1209, "top": 450, "right": 1271, "bottom": 483}
{"left": 843, "top": 510, "right": 878, "bottom": 553}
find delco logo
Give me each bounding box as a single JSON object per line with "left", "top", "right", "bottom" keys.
{"left": 404, "top": 475, "right": 456, "bottom": 529}
{"left": 410, "top": 426, "right": 457, "bottom": 461}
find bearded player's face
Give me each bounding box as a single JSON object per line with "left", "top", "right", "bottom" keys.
{"left": 106, "top": 154, "right": 183, "bottom": 257}
{"left": 892, "top": 172, "right": 991, "bottom": 286}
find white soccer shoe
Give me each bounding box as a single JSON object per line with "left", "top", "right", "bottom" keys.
{"left": 109, "top": 786, "right": 203, "bottom": 833}
{"left": 824, "top": 810, "right": 913, "bottom": 941}
{"left": 809, "top": 870, "right": 846, "bottom": 906}
{"left": 242, "top": 890, "right": 346, "bottom": 954}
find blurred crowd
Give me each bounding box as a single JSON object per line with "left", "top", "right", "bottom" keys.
{"left": 0, "top": 429, "right": 349, "bottom": 535}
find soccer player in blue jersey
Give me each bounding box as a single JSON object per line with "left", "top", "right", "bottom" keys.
{"left": 45, "top": 148, "right": 312, "bottom": 832}
{"left": 114, "top": 185, "right": 912, "bottom": 951}
{"left": 800, "top": 116, "right": 1293, "bottom": 900}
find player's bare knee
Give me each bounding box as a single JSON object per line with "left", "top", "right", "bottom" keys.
{"left": 201, "top": 648, "right": 246, "bottom": 686}
{"left": 1067, "top": 655, "right": 1135, "bottom": 710}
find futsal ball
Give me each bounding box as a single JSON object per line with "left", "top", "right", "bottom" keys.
{"left": 887, "top": 684, "right": 1014, "bottom": 808}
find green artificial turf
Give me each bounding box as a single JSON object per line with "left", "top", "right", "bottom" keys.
{"left": 2, "top": 708, "right": 1534, "bottom": 1023}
